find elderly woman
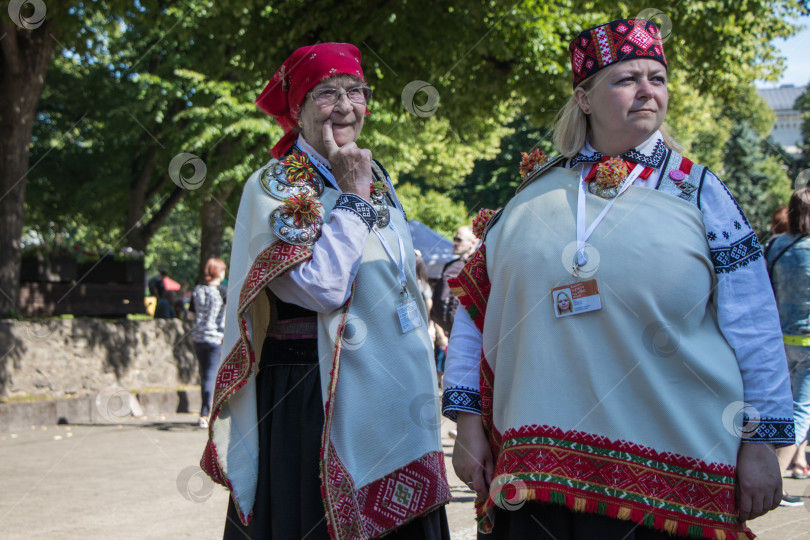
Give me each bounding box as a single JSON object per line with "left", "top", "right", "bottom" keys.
{"left": 442, "top": 19, "right": 794, "bottom": 540}
{"left": 200, "top": 43, "right": 451, "bottom": 539}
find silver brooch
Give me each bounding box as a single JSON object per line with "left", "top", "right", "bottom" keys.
{"left": 259, "top": 161, "right": 324, "bottom": 201}
{"left": 371, "top": 190, "right": 390, "bottom": 228}
{"left": 587, "top": 181, "right": 621, "bottom": 199}
{"left": 270, "top": 207, "right": 322, "bottom": 246}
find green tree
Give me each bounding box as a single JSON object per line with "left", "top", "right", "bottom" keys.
{"left": 396, "top": 183, "right": 470, "bottom": 239}
{"left": 10, "top": 0, "right": 807, "bottom": 317}
{"left": 720, "top": 121, "right": 791, "bottom": 237}
{"left": 791, "top": 84, "right": 810, "bottom": 183}
{"left": 2, "top": 0, "right": 134, "bottom": 315}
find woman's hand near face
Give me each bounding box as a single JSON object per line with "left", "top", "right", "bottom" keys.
{"left": 322, "top": 120, "right": 372, "bottom": 201}
{"left": 453, "top": 412, "right": 494, "bottom": 502}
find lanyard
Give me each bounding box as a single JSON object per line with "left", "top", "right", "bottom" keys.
{"left": 575, "top": 163, "right": 645, "bottom": 267}
{"left": 295, "top": 142, "right": 339, "bottom": 191}
{"left": 372, "top": 221, "right": 408, "bottom": 293}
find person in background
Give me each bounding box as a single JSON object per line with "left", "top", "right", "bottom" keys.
{"left": 769, "top": 189, "right": 810, "bottom": 502}
{"left": 764, "top": 205, "right": 789, "bottom": 258}
{"left": 430, "top": 225, "right": 477, "bottom": 389}
{"left": 444, "top": 18, "right": 793, "bottom": 539}
{"left": 148, "top": 267, "right": 169, "bottom": 298}
{"left": 154, "top": 289, "right": 177, "bottom": 319}
{"left": 416, "top": 250, "right": 442, "bottom": 387}
{"left": 191, "top": 258, "right": 227, "bottom": 429}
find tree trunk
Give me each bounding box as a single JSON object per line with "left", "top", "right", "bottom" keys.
{"left": 197, "top": 186, "right": 235, "bottom": 284}
{"left": 0, "top": 21, "right": 58, "bottom": 316}
{"left": 124, "top": 146, "right": 186, "bottom": 252}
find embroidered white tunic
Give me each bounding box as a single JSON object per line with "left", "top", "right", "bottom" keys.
{"left": 443, "top": 131, "right": 794, "bottom": 445}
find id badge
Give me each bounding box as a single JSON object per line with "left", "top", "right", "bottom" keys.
{"left": 396, "top": 294, "right": 423, "bottom": 334}
{"left": 551, "top": 279, "right": 601, "bottom": 318}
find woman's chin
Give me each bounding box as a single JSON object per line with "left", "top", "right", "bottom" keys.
{"left": 331, "top": 127, "right": 358, "bottom": 146}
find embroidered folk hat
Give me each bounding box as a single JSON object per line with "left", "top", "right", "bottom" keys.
{"left": 569, "top": 19, "right": 667, "bottom": 88}
{"left": 256, "top": 42, "right": 366, "bottom": 158}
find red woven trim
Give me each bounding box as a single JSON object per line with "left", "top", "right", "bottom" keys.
{"left": 474, "top": 424, "right": 752, "bottom": 539}
{"left": 448, "top": 245, "right": 489, "bottom": 332}
{"left": 503, "top": 425, "right": 737, "bottom": 477}
{"left": 199, "top": 241, "right": 312, "bottom": 512}
{"left": 480, "top": 356, "right": 496, "bottom": 447}
{"left": 322, "top": 445, "right": 452, "bottom": 539}
{"left": 319, "top": 279, "right": 452, "bottom": 538}
{"left": 319, "top": 287, "right": 357, "bottom": 540}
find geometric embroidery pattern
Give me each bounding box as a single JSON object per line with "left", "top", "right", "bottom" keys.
{"left": 569, "top": 19, "right": 666, "bottom": 87}
{"left": 333, "top": 193, "right": 378, "bottom": 231}
{"left": 441, "top": 386, "right": 482, "bottom": 420}
{"left": 323, "top": 443, "right": 451, "bottom": 540}
{"left": 709, "top": 232, "right": 762, "bottom": 274}
{"left": 741, "top": 416, "right": 795, "bottom": 445}
{"left": 476, "top": 424, "right": 754, "bottom": 539}
{"left": 570, "top": 139, "right": 667, "bottom": 169}
{"left": 318, "top": 241, "right": 451, "bottom": 537}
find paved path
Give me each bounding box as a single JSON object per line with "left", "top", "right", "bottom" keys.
{"left": 1, "top": 414, "right": 807, "bottom": 539}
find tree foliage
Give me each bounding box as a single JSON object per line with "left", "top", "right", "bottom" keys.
{"left": 396, "top": 183, "right": 470, "bottom": 239}
{"left": 9, "top": 0, "right": 808, "bottom": 317}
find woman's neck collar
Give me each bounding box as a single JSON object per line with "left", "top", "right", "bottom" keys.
{"left": 296, "top": 134, "right": 331, "bottom": 169}
{"left": 585, "top": 130, "right": 662, "bottom": 158}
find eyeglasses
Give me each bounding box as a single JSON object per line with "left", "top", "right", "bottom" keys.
{"left": 308, "top": 86, "right": 372, "bottom": 107}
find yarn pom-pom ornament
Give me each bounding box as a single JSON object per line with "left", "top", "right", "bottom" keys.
{"left": 519, "top": 149, "right": 548, "bottom": 178}
{"left": 282, "top": 191, "right": 322, "bottom": 226}
{"left": 472, "top": 208, "right": 497, "bottom": 239}
{"left": 280, "top": 149, "right": 315, "bottom": 184}
{"left": 370, "top": 180, "right": 389, "bottom": 198}
{"left": 594, "top": 158, "right": 629, "bottom": 190}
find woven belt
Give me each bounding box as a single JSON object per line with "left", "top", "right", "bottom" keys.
{"left": 266, "top": 317, "right": 317, "bottom": 340}
{"left": 784, "top": 334, "right": 810, "bottom": 347}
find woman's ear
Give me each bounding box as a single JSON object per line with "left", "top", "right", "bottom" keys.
{"left": 573, "top": 86, "right": 591, "bottom": 114}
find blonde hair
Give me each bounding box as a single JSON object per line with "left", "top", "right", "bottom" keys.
{"left": 553, "top": 68, "right": 683, "bottom": 157}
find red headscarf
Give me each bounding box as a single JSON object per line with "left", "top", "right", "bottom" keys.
{"left": 256, "top": 43, "right": 366, "bottom": 158}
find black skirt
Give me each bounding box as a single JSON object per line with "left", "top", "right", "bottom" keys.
{"left": 481, "top": 502, "right": 691, "bottom": 540}
{"left": 223, "top": 336, "right": 450, "bottom": 539}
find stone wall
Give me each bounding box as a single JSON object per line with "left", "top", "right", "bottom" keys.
{"left": 0, "top": 319, "right": 199, "bottom": 401}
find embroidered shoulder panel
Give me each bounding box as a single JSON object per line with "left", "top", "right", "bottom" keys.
{"left": 655, "top": 150, "right": 705, "bottom": 207}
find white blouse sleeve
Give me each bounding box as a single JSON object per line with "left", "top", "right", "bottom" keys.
{"left": 699, "top": 171, "right": 794, "bottom": 445}
{"left": 441, "top": 302, "right": 484, "bottom": 420}
{"left": 268, "top": 194, "right": 375, "bottom": 313}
